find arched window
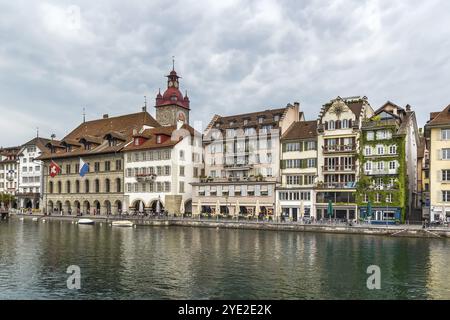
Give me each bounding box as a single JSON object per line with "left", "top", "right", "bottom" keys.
{"left": 329, "top": 120, "right": 335, "bottom": 130}
{"left": 342, "top": 119, "right": 348, "bottom": 128}
{"left": 95, "top": 179, "right": 100, "bottom": 193}
{"left": 66, "top": 181, "right": 71, "bottom": 194}
{"left": 49, "top": 181, "right": 54, "bottom": 194}
{"left": 76, "top": 180, "right": 80, "bottom": 193}
{"left": 57, "top": 181, "right": 62, "bottom": 194}
{"left": 105, "top": 179, "right": 110, "bottom": 193}
{"left": 116, "top": 178, "right": 121, "bottom": 193}
{"left": 85, "top": 180, "right": 90, "bottom": 193}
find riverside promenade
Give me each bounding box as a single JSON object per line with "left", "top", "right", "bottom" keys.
{"left": 8, "top": 212, "right": 450, "bottom": 239}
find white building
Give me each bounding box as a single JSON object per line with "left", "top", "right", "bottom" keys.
{"left": 17, "top": 137, "right": 51, "bottom": 210}
{"left": 278, "top": 120, "right": 318, "bottom": 220}
{"left": 0, "top": 146, "right": 20, "bottom": 208}
{"left": 123, "top": 122, "right": 202, "bottom": 214}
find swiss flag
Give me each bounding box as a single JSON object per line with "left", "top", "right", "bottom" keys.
{"left": 49, "top": 161, "right": 61, "bottom": 178}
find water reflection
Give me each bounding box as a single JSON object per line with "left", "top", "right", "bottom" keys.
{"left": 0, "top": 219, "right": 449, "bottom": 299}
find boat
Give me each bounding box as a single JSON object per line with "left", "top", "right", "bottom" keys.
{"left": 78, "top": 219, "right": 95, "bottom": 225}
{"left": 111, "top": 220, "right": 134, "bottom": 227}
{"left": 32, "top": 217, "right": 39, "bottom": 222}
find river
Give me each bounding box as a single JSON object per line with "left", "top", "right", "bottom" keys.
{"left": 0, "top": 218, "right": 449, "bottom": 299}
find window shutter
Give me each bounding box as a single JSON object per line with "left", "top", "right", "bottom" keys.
{"left": 281, "top": 160, "right": 285, "bottom": 169}
{"left": 300, "top": 141, "right": 304, "bottom": 151}
{"left": 439, "top": 170, "right": 442, "bottom": 182}
{"left": 336, "top": 120, "right": 341, "bottom": 129}
{"left": 282, "top": 143, "right": 286, "bottom": 152}
{"left": 439, "top": 149, "right": 442, "bottom": 160}
{"left": 349, "top": 119, "right": 352, "bottom": 127}
{"left": 325, "top": 121, "right": 328, "bottom": 130}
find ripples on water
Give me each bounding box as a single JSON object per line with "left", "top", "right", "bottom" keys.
{"left": 0, "top": 219, "right": 449, "bottom": 300}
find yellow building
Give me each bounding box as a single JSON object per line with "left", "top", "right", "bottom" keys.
{"left": 425, "top": 104, "right": 450, "bottom": 222}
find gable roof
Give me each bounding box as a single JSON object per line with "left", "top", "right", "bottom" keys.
{"left": 426, "top": 104, "right": 450, "bottom": 127}
{"left": 38, "top": 111, "right": 160, "bottom": 160}
{"left": 281, "top": 120, "right": 317, "bottom": 141}
{"left": 123, "top": 124, "right": 199, "bottom": 152}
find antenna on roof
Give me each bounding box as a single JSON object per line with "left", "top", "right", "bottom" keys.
{"left": 144, "top": 95, "right": 147, "bottom": 108}
{"left": 83, "top": 107, "right": 86, "bottom": 123}
{"left": 172, "top": 56, "right": 175, "bottom": 71}
{"left": 51, "top": 133, "right": 56, "bottom": 141}
{"left": 36, "top": 127, "right": 39, "bottom": 138}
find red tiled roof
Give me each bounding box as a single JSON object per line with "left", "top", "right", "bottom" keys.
{"left": 281, "top": 121, "right": 317, "bottom": 140}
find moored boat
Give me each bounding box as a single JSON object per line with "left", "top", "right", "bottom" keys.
{"left": 78, "top": 219, "right": 95, "bottom": 225}
{"left": 111, "top": 220, "right": 134, "bottom": 227}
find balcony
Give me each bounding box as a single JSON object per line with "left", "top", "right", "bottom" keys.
{"left": 224, "top": 163, "right": 254, "bottom": 171}
{"left": 323, "top": 144, "right": 356, "bottom": 153}
{"left": 322, "top": 165, "right": 356, "bottom": 172}
{"left": 135, "top": 173, "right": 157, "bottom": 182}
{"left": 365, "top": 168, "right": 397, "bottom": 175}
{"left": 315, "top": 182, "right": 357, "bottom": 189}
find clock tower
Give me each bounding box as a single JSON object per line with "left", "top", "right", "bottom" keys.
{"left": 155, "top": 65, "right": 190, "bottom": 126}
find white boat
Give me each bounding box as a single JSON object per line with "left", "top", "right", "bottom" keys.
{"left": 32, "top": 217, "right": 39, "bottom": 222}
{"left": 78, "top": 219, "right": 95, "bottom": 225}
{"left": 112, "top": 220, "right": 134, "bottom": 227}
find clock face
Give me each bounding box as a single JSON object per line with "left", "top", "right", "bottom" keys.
{"left": 174, "top": 81, "right": 178, "bottom": 88}
{"left": 168, "top": 81, "right": 174, "bottom": 87}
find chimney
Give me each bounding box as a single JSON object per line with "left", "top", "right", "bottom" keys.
{"left": 103, "top": 114, "right": 109, "bottom": 119}
{"left": 406, "top": 104, "right": 411, "bottom": 112}
{"left": 142, "top": 106, "right": 147, "bottom": 112}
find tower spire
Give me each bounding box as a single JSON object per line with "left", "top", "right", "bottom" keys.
{"left": 172, "top": 56, "right": 175, "bottom": 71}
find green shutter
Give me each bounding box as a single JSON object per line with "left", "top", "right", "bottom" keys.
{"left": 281, "top": 160, "right": 286, "bottom": 169}
{"left": 282, "top": 143, "right": 286, "bottom": 152}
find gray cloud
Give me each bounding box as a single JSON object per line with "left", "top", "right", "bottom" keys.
{"left": 1, "top": 0, "right": 450, "bottom": 146}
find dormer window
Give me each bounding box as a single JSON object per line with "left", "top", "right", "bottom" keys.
{"left": 84, "top": 143, "right": 91, "bottom": 150}
{"left": 108, "top": 138, "right": 117, "bottom": 147}
{"left": 156, "top": 135, "right": 162, "bottom": 144}
{"left": 229, "top": 121, "right": 235, "bottom": 126}
{"left": 328, "top": 120, "right": 335, "bottom": 130}
{"left": 258, "top": 117, "right": 264, "bottom": 124}
{"left": 66, "top": 145, "right": 72, "bottom": 152}
{"left": 171, "top": 95, "right": 177, "bottom": 101}
{"left": 274, "top": 115, "right": 280, "bottom": 122}
{"left": 243, "top": 119, "right": 249, "bottom": 125}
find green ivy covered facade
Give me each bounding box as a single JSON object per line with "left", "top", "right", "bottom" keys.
{"left": 357, "top": 117, "right": 408, "bottom": 223}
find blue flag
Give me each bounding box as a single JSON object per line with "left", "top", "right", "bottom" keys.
{"left": 79, "top": 158, "right": 89, "bottom": 177}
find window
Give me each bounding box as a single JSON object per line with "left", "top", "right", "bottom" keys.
{"left": 164, "top": 166, "right": 171, "bottom": 175}
{"left": 328, "top": 120, "right": 335, "bottom": 130}
{"left": 94, "top": 162, "right": 100, "bottom": 172}
{"left": 377, "top": 146, "right": 384, "bottom": 155}
{"left": 389, "top": 161, "right": 396, "bottom": 170}
{"left": 287, "top": 176, "right": 301, "bottom": 185}
{"left": 375, "top": 193, "right": 381, "bottom": 203}
{"left": 258, "top": 117, "right": 264, "bottom": 124}
{"left": 57, "top": 181, "right": 62, "bottom": 194}
{"left": 274, "top": 115, "right": 280, "bottom": 122}
{"left": 116, "top": 178, "right": 121, "bottom": 192}
{"left": 365, "top": 162, "right": 372, "bottom": 171}
{"left": 193, "top": 167, "right": 199, "bottom": 178}
{"left": 157, "top": 166, "right": 162, "bottom": 175}
{"left": 116, "top": 160, "right": 122, "bottom": 171}
{"left": 105, "top": 161, "right": 111, "bottom": 172}
{"left": 442, "top": 191, "right": 450, "bottom": 202}
{"left": 377, "top": 162, "right": 384, "bottom": 170}
{"left": 441, "top": 129, "right": 450, "bottom": 140}
{"left": 85, "top": 180, "right": 90, "bottom": 193}
{"left": 66, "top": 164, "right": 71, "bottom": 174}
{"left": 362, "top": 194, "right": 368, "bottom": 202}
{"left": 180, "top": 166, "right": 185, "bottom": 176}
{"left": 49, "top": 181, "right": 53, "bottom": 194}
{"left": 307, "top": 159, "right": 317, "bottom": 168}
{"left": 342, "top": 119, "right": 348, "bottom": 128}
{"left": 286, "top": 142, "right": 300, "bottom": 152}
{"left": 76, "top": 180, "right": 80, "bottom": 193}
{"left": 164, "top": 182, "right": 170, "bottom": 192}
{"left": 386, "top": 193, "right": 392, "bottom": 203}
{"left": 365, "top": 147, "right": 371, "bottom": 156}
{"left": 442, "top": 149, "right": 450, "bottom": 160}
{"left": 95, "top": 179, "right": 100, "bottom": 193}
{"left": 442, "top": 170, "right": 450, "bottom": 181}
{"left": 156, "top": 135, "right": 162, "bottom": 144}
{"left": 389, "top": 145, "right": 397, "bottom": 154}
{"left": 105, "top": 179, "right": 110, "bottom": 193}
{"left": 179, "top": 182, "right": 185, "bottom": 193}
{"left": 66, "top": 181, "right": 71, "bottom": 193}
{"left": 367, "top": 131, "right": 374, "bottom": 141}
{"left": 306, "top": 141, "right": 317, "bottom": 150}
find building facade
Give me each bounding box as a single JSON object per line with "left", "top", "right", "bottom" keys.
{"left": 357, "top": 102, "right": 419, "bottom": 223}
{"left": 123, "top": 123, "right": 202, "bottom": 215}
{"left": 16, "top": 137, "right": 51, "bottom": 210}
{"left": 278, "top": 120, "right": 318, "bottom": 221}
{"left": 425, "top": 104, "right": 450, "bottom": 222}
{"left": 315, "top": 96, "right": 374, "bottom": 220}
{"left": 0, "top": 147, "right": 20, "bottom": 207}
{"left": 39, "top": 110, "right": 160, "bottom": 215}
{"left": 192, "top": 104, "right": 301, "bottom": 218}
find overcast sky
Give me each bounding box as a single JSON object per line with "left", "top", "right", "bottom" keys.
{"left": 1, "top": 0, "right": 450, "bottom": 147}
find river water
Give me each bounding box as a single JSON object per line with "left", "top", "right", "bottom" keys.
{"left": 0, "top": 218, "right": 449, "bottom": 299}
